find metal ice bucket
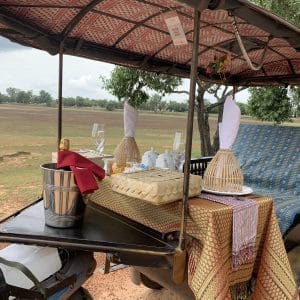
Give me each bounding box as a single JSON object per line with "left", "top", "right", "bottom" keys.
{"left": 41, "top": 163, "right": 86, "bottom": 228}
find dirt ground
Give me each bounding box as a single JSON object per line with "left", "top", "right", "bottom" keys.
{"left": 83, "top": 253, "right": 181, "bottom": 300}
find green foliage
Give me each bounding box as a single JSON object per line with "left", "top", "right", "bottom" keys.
{"left": 34, "top": 90, "right": 53, "bottom": 106}
{"left": 247, "top": 1, "right": 300, "bottom": 123}
{"left": 236, "top": 102, "right": 248, "bottom": 115}
{"left": 1, "top": 86, "right": 186, "bottom": 112}
{"left": 105, "top": 102, "right": 115, "bottom": 111}
{"left": 148, "top": 94, "right": 162, "bottom": 112}
{"left": 101, "top": 66, "right": 182, "bottom": 108}
{"left": 6, "top": 87, "right": 20, "bottom": 102}
{"left": 248, "top": 87, "right": 292, "bottom": 123}
{"left": 0, "top": 92, "right": 9, "bottom": 103}
{"left": 167, "top": 101, "right": 188, "bottom": 112}
{"left": 251, "top": 0, "right": 300, "bottom": 26}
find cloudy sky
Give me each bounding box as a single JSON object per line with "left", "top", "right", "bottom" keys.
{"left": 0, "top": 37, "right": 248, "bottom": 103}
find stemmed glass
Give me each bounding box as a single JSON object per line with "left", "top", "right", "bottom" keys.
{"left": 173, "top": 131, "right": 185, "bottom": 153}
{"left": 92, "top": 123, "right": 105, "bottom": 155}
{"left": 173, "top": 131, "right": 185, "bottom": 171}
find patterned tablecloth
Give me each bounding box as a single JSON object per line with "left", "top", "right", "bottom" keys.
{"left": 90, "top": 178, "right": 298, "bottom": 300}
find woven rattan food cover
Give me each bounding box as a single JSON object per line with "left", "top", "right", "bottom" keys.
{"left": 110, "top": 169, "right": 201, "bottom": 205}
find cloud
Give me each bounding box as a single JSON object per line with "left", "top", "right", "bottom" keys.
{"left": 69, "top": 75, "right": 92, "bottom": 88}
{"left": 0, "top": 36, "right": 250, "bottom": 103}
{"left": 0, "top": 36, "right": 30, "bottom": 52}
{"left": 0, "top": 38, "right": 116, "bottom": 99}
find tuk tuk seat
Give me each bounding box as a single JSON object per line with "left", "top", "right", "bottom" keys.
{"left": 231, "top": 124, "right": 300, "bottom": 236}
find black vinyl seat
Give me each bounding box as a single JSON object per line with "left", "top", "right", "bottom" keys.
{"left": 188, "top": 157, "right": 213, "bottom": 177}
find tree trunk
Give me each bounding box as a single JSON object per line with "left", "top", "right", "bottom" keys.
{"left": 212, "top": 103, "right": 223, "bottom": 153}
{"left": 196, "top": 84, "right": 214, "bottom": 156}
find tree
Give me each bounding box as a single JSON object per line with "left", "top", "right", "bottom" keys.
{"left": 102, "top": 66, "right": 182, "bottom": 108}
{"left": 290, "top": 86, "right": 300, "bottom": 117}
{"left": 148, "top": 94, "right": 162, "bottom": 112}
{"left": 15, "top": 90, "right": 33, "bottom": 104}
{"left": 38, "top": 90, "right": 53, "bottom": 106}
{"left": 6, "top": 87, "right": 20, "bottom": 102}
{"left": 195, "top": 82, "right": 246, "bottom": 155}
{"left": 251, "top": 0, "right": 300, "bottom": 26}
{"left": 245, "top": 0, "right": 300, "bottom": 124}
{"left": 248, "top": 87, "right": 292, "bottom": 124}
{"left": 0, "top": 92, "right": 9, "bottom": 103}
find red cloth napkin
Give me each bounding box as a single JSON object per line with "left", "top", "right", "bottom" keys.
{"left": 57, "top": 150, "right": 105, "bottom": 194}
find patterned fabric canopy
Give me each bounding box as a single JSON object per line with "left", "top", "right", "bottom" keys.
{"left": 0, "top": 0, "right": 299, "bottom": 86}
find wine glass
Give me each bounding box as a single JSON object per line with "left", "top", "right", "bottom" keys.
{"left": 92, "top": 123, "right": 105, "bottom": 155}
{"left": 173, "top": 131, "right": 185, "bottom": 170}
{"left": 173, "top": 131, "right": 185, "bottom": 153}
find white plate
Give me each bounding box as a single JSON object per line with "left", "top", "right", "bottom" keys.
{"left": 202, "top": 186, "right": 253, "bottom": 196}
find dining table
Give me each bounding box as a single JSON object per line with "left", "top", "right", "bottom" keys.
{"left": 90, "top": 178, "right": 298, "bottom": 300}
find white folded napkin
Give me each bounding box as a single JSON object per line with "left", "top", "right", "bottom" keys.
{"left": 219, "top": 96, "right": 241, "bottom": 149}
{"left": 124, "top": 100, "right": 138, "bottom": 137}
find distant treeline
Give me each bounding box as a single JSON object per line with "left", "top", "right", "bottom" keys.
{"left": 0, "top": 87, "right": 248, "bottom": 114}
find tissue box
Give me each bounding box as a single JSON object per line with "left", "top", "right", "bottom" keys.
{"left": 110, "top": 169, "right": 201, "bottom": 205}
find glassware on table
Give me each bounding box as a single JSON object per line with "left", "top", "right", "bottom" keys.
{"left": 173, "top": 131, "right": 185, "bottom": 153}
{"left": 173, "top": 131, "right": 185, "bottom": 170}
{"left": 91, "top": 123, "right": 105, "bottom": 155}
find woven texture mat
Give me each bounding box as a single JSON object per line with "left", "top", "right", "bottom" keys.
{"left": 91, "top": 179, "right": 298, "bottom": 300}
{"left": 232, "top": 124, "right": 300, "bottom": 235}
{"left": 110, "top": 169, "right": 201, "bottom": 205}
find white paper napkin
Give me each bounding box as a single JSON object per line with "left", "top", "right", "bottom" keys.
{"left": 219, "top": 96, "right": 241, "bottom": 149}
{"left": 124, "top": 100, "right": 138, "bottom": 137}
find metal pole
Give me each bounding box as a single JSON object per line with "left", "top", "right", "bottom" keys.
{"left": 177, "top": 9, "right": 201, "bottom": 252}
{"left": 57, "top": 42, "right": 64, "bottom": 148}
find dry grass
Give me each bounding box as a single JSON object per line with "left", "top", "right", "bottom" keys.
{"left": 0, "top": 103, "right": 299, "bottom": 211}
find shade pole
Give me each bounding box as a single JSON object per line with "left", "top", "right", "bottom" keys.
{"left": 177, "top": 9, "right": 201, "bottom": 251}
{"left": 57, "top": 42, "right": 64, "bottom": 149}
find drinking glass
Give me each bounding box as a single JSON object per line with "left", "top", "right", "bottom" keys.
{"left": 92, "top": 123, "right": 105, "bottom": 154}
{"left": 173, "top": 131, "right": 185, "bottom": 153}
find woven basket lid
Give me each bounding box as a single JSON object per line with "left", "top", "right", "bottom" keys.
{"left": 203, "top": 149, "right": 244, "bottom": 193}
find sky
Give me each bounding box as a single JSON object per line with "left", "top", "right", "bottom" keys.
{"left": 0, "top": 37, "right": 249, "bottom": 103}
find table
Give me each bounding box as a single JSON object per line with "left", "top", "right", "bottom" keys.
{"left": 90, "top": 178, "right": 298, "bottom": 300}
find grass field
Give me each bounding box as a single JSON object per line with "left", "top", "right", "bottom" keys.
{"left": 0, "top": 104, "right": 299, "bottom": 215}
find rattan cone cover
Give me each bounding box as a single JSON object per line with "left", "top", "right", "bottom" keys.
{"left": 113, "top": 137, "right": 141, "bottom": 164}
{"left": 203, "top": 149, "right": 244, "bottom": 193}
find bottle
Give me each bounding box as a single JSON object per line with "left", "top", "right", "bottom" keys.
{"left": 59, "top": 138, "right": 70, "bottom": 151}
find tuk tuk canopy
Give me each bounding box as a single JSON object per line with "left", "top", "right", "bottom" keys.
{"left": 0, "top": 0, "right": 299, "bottom": 86}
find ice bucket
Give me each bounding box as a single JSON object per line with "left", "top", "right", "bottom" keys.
{"left": 41, "top": 163, "right": 86, "bottom": 228}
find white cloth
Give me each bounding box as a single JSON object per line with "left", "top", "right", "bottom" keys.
{"left": 124, "top": 100, "right": 138, "bottom": 137}
{"left": 219, "top": 96, "right": 241, "bottom": 149}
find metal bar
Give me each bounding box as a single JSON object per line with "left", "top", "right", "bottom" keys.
{"left": 0, "top": 236, "right": 175, "bottom": 256}
{"left": 113, "top": 7, "right": 174, "bottom": 47}
{"left": 57, "top": 42, "right": 63, "bottom": 148}
{"left": 177, "top": 9, "right": 201, "bottom": 251}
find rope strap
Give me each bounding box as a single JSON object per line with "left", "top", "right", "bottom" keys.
{"left": 232, "top": 15, "right": 270, "bottom": 71}
{"left": 0, "top": 256, "right": 46, "bottom": 298}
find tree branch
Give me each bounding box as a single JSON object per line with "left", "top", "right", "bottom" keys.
{"left": 171, "top": 90, "right": 189, "bottom": 95}
{"left": 206, "top": 100, "right": 225, "bottom": 111}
